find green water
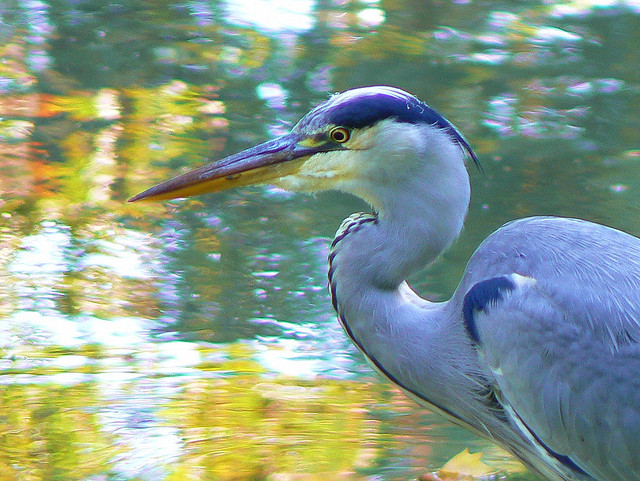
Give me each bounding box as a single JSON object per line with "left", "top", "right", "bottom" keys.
{"left": 0, "top": 1, "right": 639, "bottom": 479}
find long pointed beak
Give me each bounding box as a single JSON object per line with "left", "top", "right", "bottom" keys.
{"left": 129, "top": 132, "right": 326, "bottom": 202}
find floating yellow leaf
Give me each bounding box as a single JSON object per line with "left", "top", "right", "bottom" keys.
{"left": 438, "top": 448, "right": 496, "bottom": 479}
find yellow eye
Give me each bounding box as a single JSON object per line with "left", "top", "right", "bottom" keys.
{"left": 329, "top": 127, "right": 350, "bottom": 143}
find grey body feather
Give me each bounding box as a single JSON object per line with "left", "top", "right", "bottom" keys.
{"left": 465, "top": 217, "right": 640, "bottom": 481}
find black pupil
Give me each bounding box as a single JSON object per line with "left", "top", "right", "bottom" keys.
{"left": 333, "top": 129, "right": 346, "bottom": 141}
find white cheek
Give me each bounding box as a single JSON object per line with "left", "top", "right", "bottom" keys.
{"left": 273, "top": 150, "right": 370, "bottom": 194}
{"left": 300, "top": 150, "right": 363, "bottom": 181}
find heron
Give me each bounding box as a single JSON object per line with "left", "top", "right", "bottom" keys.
{"left": 130, "top": 86, "right": 640, "bottom": 481}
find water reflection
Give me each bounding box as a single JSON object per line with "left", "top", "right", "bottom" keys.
{"left": 226, "top": 0, "right": 316, "bottom": 32}
{"left": 0, "top": 0, "right": 639, "bottom": 479}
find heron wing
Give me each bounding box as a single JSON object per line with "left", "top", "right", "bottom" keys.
{"left": 461, "top": 216, "right": 640, "bottom": 481}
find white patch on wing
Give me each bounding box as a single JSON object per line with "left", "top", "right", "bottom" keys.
{"left": 509, "top": 273, "right": 537, "bottom": 289}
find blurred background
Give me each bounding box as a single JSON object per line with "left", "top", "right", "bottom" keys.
{"left": 0, "top": 0, "right": 639, "bottom": 480}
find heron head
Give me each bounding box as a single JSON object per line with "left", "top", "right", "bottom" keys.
{"left": 129, "top": 86, "right": 479, "bottom": 205}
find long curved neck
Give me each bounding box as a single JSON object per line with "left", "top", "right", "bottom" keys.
{"left": 328, "top": 134, "right": 473, "bottom": 400}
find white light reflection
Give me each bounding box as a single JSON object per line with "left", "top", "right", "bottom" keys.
{"left": 224, "top": 0, "right": 315, "bottom": 32}
{"left": 357, "top": 8, "right": 385, "bottom": 28}
{"left": 530, "top": 26, "right": 582, "bottom": 44}
{"left": 257, "top": 82, "right": 288, "bottom": 110}
{"left": 552, "top": 0, "right": 640, "bottom": 16}
{"left": 9, "top": 220, "right": 69, "bottom": 275}
{"left": 255, "top": 339, "right": 327, "bottom": 378}
{"left": 82, "top": 236, "right": 156, "bottom": 279}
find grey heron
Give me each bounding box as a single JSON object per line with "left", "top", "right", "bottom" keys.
{"left": 130, "top": 86, "right": 640, "bottom": 481}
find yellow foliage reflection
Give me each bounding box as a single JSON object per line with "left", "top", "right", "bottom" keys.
{"left": 0, "top": 383, "right": 118, "bottom": 480}
{"left": 163, "top": 377, "right": 380, "bottom": 480}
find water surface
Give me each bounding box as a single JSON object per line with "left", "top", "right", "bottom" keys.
{"left": 1, "top": 1, "right": 639, "bottom": 479}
